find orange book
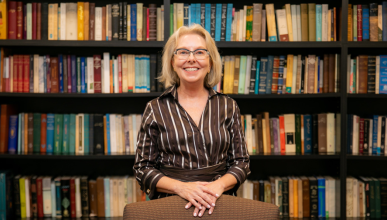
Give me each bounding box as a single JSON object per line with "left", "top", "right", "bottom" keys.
{"left": 109, "top": 59, "right": 113, "bottom": 93}
{"left": 40, "top": 114, "right": 47, "bottom": 153}
{"left": 0, "top": 0, "right": 8, "bottom": 39}
{"left": 333, "top": 7, "right": 336, "bottom": 41}
{"left": 279, "top": 115, "right": 286, "bottom": 154}
{"left": 83, "top": 2, "right": 89, "bottom": 40}
{"left": 103, "top": 116, "right": 107, "bottom": 154}
{"left": 77, "top": 2, "right": 84, "bottom": 40}
{"left": 24, "top": 113, "right": 28, "bottom": 153}
{"left": 102, "top": 7, "right": 106, "bottom": 41}
{"left": 0, "top": 104, "right": 17, "bottom": 153}
{"left": 293, "top": 178, "right": 298, "bottom": 217}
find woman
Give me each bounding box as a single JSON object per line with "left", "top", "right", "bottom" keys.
{"left": 133, "top": 24, "right": 250, "bottom": 217}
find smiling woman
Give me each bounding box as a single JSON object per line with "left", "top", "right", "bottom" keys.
{"left": 133, "top": 24, "right": 250, "bottom": 218}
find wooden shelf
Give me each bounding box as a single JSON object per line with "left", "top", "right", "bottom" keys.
{"left": 347, "top": 94, "right": 387, "bottom": 98}
{"left": 347, "top": 154, "right": 387, "bottom": 160}
{"left": 347, "top": 42, "right": 387, "bottom": 48}
{"left": 215, "top": 41, "right": 342, "bottom": 48}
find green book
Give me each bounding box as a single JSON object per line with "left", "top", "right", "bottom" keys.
{"left": 62, "top": 114, "right": 70, "bottom": 154}
{"left": 170, "top": 4, "right": 173, "bottom": 36}
{"left": 77, "top": 57, "right": 81, "bottom": 93}
{"left": 371, "top": 178, "right": 376, "bottom": 217}
{"left": 308, "top": 3, "right": 316, "bottom": 41}
{"left": 54, "top": 114, "right": 63, "bottom": 154}
{"left": 295, "top": 114, "right": 301, "bottom": 153}
{"left": 69, "top": 114, "right": 76, "bottom": 154}
{"left": 246, "top": 6, "right": 253, "bottom": 41}
{"left": 84, "top": 114, "right": 89, "bottom": 155}
{"left": 353, "top": 5, "right": 357, "bottom": 41}
{"left": 33, "top": 113, "right": 41, "bottom": 153}
{"left": 238, "top": 55, "right": 247, "bottom": 94}
{"left": 353, "top": 59, "right": 357, "bottom": 93}
{"left": 375, "top": 178, "right": 381, "bottom": 218}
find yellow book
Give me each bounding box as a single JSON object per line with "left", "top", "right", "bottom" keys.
{"left": 136, "top": 3, "right": 143, "bottom": 41}
{"left": 265, "top": 3, "right": 277, "bottom": 41}
{"left": 293, "top": 178, "right": 298, "bottom": 217}
{"left": 127, "top": 4, "right": 131, "bottom": 41}
{"left": 223, "top": 56, "right": 230, "bottom": 93}
{"left": 228, "top": 56, "right": 235, "bottom": 94}
{"left": 288, "top": 177, "right": 294, "bottom": 217}
{"left": 262, "top": 118, "right": 267, "bottom": 154}
{"left": 19, "top": 176, "right": 26, "bottom": 218}
{"left": 77, "top": 2, "right": 84, "bottom": 40}
{"left": 176, "top": 3, "right": 184, "bottom": 29}
{"left": 83, "top": 2, "right": 89, "bottom": 40}
{"left": 285, "top": 4, "right": 293, "bottom": 41}
{"left": 48, "top": 4, "right": 58, "bottom": 40}
{"left": 0, "top": 0, "right": 8, "bottom": 39}
{"left": 286, "top": 55, "right": 293, "bottom": 93}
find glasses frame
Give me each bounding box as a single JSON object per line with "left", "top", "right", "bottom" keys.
{"left": 173, "top": 48, "right": 210, "bottom": 60}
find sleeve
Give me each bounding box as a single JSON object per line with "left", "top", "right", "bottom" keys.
{"left": 225, "top": 102, "right": 251, "bottom": 195}
{"left": 133, "top": 102, "right": 165, "bottom": 200}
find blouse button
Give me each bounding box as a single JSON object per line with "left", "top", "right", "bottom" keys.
{"left": 147, "top": 189, "right": 150, "bottom": 194}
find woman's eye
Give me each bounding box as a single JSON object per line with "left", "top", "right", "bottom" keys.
{"left": 180, "top": 51, "right": 188, "bottom": 55}
{"left": 196, "top": 51, "right": 204, "bottom": 55}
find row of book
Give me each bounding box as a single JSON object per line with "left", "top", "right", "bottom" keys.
{"left": 0, "top": 172, "right": 149, "bottom": 219}
{"left": 348, "top": 115, "right": 387, "bottom": 155}
{"left": 241, "top": 113, "right": 341, "bottom": 154}
{"left": 346, "top": 176, "right": 387, "bottom": 218}
{"left": 174, "top": 3, "right": 340, "bottom": 42}
{"left": 0, "top": 105, "right": 143, "bottom": 155}
{"left": 0, "top": 51, "right": 166, "bottom": 94}
{"left": 222, "top": 54, "right": 340, "bottom": 95}
{"left": 4, "top": 1, "right": 165, "bottom": 41}
{"left": 347, "top": 55, "right": 387, "bottom": 94}
{"left": 347, "top": 3, "right": 387, "bottom": 42}
{"left": 240, "top": 176, "right": 340, "bottom": 218}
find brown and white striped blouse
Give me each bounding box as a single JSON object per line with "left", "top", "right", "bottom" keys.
{"left": 133, "top": 84, "right": 250, "bottom": 200}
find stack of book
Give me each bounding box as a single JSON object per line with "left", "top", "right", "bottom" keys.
{"left": 0, "top": 172, "right": 148, "bottom": 218}
{"left": 347, "top": 54, "right": 387, "bottom": 94}
{"left": 241, "top": 112, "right": 341, "bottom": 154}
{"left": 346, "top": 176, "right": 387, "bottom": 218}
{"left": 3, "top": 1, "right": 164, "bottom": 41}
{"left": 240, "top": 176, "right": 340, "bottom": 218}
{"left": 171, "top": 3, "right": 339, "bottom": 41}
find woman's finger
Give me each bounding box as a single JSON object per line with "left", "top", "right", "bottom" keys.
{"left": 193, "top": 207, "right": 199, "bottom": 217}
{"left": 198, "top": 205, "right": 206, "bottom": 217}
{"left": 194, "top": 195, "right": 211, "bottom": 209}
{"left": 185, "top": 202, "right": 192, "bottom": 209}
{"left": 188, "top": 198, "right": 202, "bottom": 210}
{"left": 199, "top": 191, "right": 216, "bottom": 207}
{"left": 209, "top": 206, "right": 214, "bottom": 215}
{"left": 201, "top": 186, "right": 219, "bottom": 199}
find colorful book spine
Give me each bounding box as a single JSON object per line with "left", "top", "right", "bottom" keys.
{"left": 205, "top": 4, "right": 211, "bottom": 34}
{"left": 71, "top": 55, "right": 77, "bottom": 93}
{"left": 54, "top": 114, "right": 63, "bottom": 154}
{"left": 104, "top": 178, "right": 110, "bottom": 217}
{"left": 226, "top": 4, "right": 233, "bottom": 41}
{"left": 81, "top": 57, "right": 86, "bottom": 93}
{"left": 266, "top": 55, "right": 274, "bottom": 94}
{"left": 106, "top": 114, "right": 111, "bottom": 154}
{"left": 255, "top": 60, "right": 260, "bottom": 94}
{"left": 46, "top": 114, "right": 55, "bottom": 154}
{"left": 131, "top": 4, "right": 137, "bottom": 41}
{"left": 7, "top": 115, "right": 18, "bottom": 153}
{"left": 363, "top": 5, "right": 370, "bottom": 41}
{"left": 317, "top": 177, "right": 326, "bottom": 217}
{"left": 59, "top": 54, "right": 64, "bottom": 93}
{"left": 277, "top": 55, "right": 285, "bottom": 94}
{"left": 259, "top": 57, "right": 268, "bottom": 94}
{"left": 373, "top": 115, "right": 379, "bottom": 154}
{"left": 62, "top": 114, "right": 70, "bottom": 154}
{"left": 316, "top": 5, "right": 322, "bottom": 41}
{"left": 215, "top": 4, "right": 222, "bottom": 41}
{"left": 379, "top": 55, "right": 387, "bottom": 93}
{"left": 69, "top": 114, "right": 76, "bottom": 154}
{"left": 238, "top": 56, "right": 247, "bottom": 94}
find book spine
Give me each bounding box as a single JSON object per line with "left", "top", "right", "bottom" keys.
{"left": 368, "top": 56, "right": 376, "bottom": 94}
{"left": 130, "top": 5, "right": 136, "bottom": 41}
{"left": 316, "top": 5, "right": 322, "bottom": 41}
{"left": 363, "top": 5, "right": 370, "bottom": 41}
{"left": 370, "top": 4, "right": 378, "bottom": 41}
{"left": 112, "top": 4, "right": 119, "bottom": 40}
{"left": 265, "top": 55, "right": 274, "bottom": 94}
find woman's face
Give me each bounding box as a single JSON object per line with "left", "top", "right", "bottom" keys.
{"left": 172, "top": 34, "right": 211, "bottom": 86}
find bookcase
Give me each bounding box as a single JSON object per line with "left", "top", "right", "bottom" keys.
{"left": 3, "top": 0, "right": 387, "bottom": 218}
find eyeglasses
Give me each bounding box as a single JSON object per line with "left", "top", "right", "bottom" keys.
{"left": 173, "top": 48, "right": 210, "bottom": 60}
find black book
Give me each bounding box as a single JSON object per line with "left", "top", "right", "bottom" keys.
{"left": 300, "top": 58, "right": 305, "bottom": 93}
{"left": 379, "top": 178, "right": 387, "bottom": 217}
{"left": 30, "top": 55, "right": 34, "bottom": 93}
{"left": 360, "top": 176, "right": 372, "bottom": 217}
{"left": 156, "top": 52, "right": 164, "bottom": 92}
{"left": 259, "top": 180, "right": 264, "bottom": 202}
{"left": 281, "top": 177, "right": 289, "bottom": 217}
{"left": 119, "top": 2, "right": 123, "bottom": 40}
{"left": 60, "top": 177, "right": 71, "bottom": 218}
{"left": 278, "top": 56, "right": 285, "bottom": 93}
{"left": 123, "top": 2, "right": 127, "bottom": 40}
{"left": 312, "top": 114, "right": 318, "bottom": 154}
{"left": 348, "top": 114, "right": 353, "bottom": 154}
{"left": 368, "top": 56, "right": 376, "bottom": 94}
{"left": 89, "top": 114, "right": 94, "bottom": 155}
{"left": 81, "top": 177, "right": 89, "bottom": 217}
{"left": 41, "top": 3, "right": 48, "bottom": 40}
{"left": 220, "top": 4, "right": 227, "bottom": 41}
{"left": 200, "top": 4, "right": 205, "bottom": 27}
{"left": 249, "top": 56, "right": 257, "bottom": 94}
{"left": 309, "top": 177, "right": 318, "bottom": 217}
{"left": 150, "top": 54, "right": 157, "bottom": 92}
{"left": 2, "top": 171, "right": 14, "bottom": 219}
{"left": 93, "top": 114, "right": 105, "bottom": 154}
{"left": 382, "top": 117, "right": 386, "bottom": 154}
{"left": 364, "top": 119, "right": 370, "bottom": 153}
{"left": 13, "top": 175, "right": 21, "bottom": 218}
{"left": 210, "top": 4, "right": 216, "bottom": 39}
{"left": 112, "top": 4, "right": 119, "bottom": 40}
{"left": 63, "top": 55, "right": 67, "bottom": 93}
{"left": 31, "top": 176, "right": 38, "bottom": 217}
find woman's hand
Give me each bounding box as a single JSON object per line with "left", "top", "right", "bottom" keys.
{"left": 185, "top": 180, "right": 225, "bottom": 217}
{"left": 174, "top": 181, "right": 219, "bottom": 212}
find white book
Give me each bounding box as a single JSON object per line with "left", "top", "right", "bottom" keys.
{"left": 131, "top": 114, "right": 137, "bottom": 153}
{"left": 292, "top": 55, "right": 297, "bottom": 94}
{"left": 110, "top": 114, "right": 116, "bottom": 154}
{"left": 369, "top": 119, "right": 373, "bottom": 154}
{"left": 116, "top": 115, "right": 122, "bottom": 153}
{"left": 110, "top": 178, "right": 115, "bottom": 216}
{"left": 327, "top": 10, "right": 331, "bottom": 41}
{"left": 50, "top": 180, "right": 56, "bottom": 217}
{"left": 284, "top": 114, "right": 295, "bottom": 153}
{"left": 291, "top": 5, "right": 298, "bottom": 41}
{"left": 327, "top": 113, "right": 335, "bottom": 153}
{"left": 38, "top": 56, "right": 44, "bottom": 93}
{"left": 118, "top": 178, "right": 125, "bottom": 217}
{"left": 75, "top": 177, "right": 81, "bottom": 218}
{"left": 103, "top": 52, "right": 110, "bottom": 93}
{"left": 122, "top": 54, "right": 128, "bottom": 93}
{"left": 27, "top": 4, "right": 32, "bottom": 40}
{"left": 319, "top": 59, "right": 324, "bottom": 92}
{"left": 322, "top": 4, "right": 328, "bottom": 41}
{"left": 104, "top": 177, "right": 111, "bottom": 217}
{"left": 353, "top": 115, "right": 359, "bottom": 154}
{"left": 239, "top": 10, "right": 244, "bottom": 41}
{"left": 275, "top": 9, "right": 288, "bottom": 42}
{"left": 114, "top": 58, "right": 119, "bottom": 93}
{"left": 3, "top": 58, "right": 8, "bottom": 86}
{"left": 42, "top": 177, "right": 52, "bottom": 216}
{"left": 137, "top": 3, "right": 143, "bottom": 40}
{"left": 60, "top": 3, "right": 66, "bottom": 40}
{"left": 25, "top": 178, "right": 30, "bottom": 217}
{"left": 66, "top": 3, "right": 77, "bottom": 40}
{"left": 346, "top": 177, "right": 353, "bottom": 217}
{"left": 296, "top": 5, "right": 301, "bottom": 42}
{"left": 376, "top": 56, "right": 380, "bottom": 94}
{"left": 95, "top": 7, "right": 102, "bottom": 40}
{"left": 245, "top": 114, "right": 252, "bottom": 153}
{"left": 336, "top": 114, "right": 341, "bottom": 153}
{"left": 128, "top": 115, "right": 133, "bottom": 154}
{"left": 325, "top": 177, "right": 335, "bottom": 217}
{"left": 127, "top": 5, "right": 131, "bottom": 41}
{"left": 353, "top": 178, "right": 359, "bottom": 217}
{"left": 244, "top": 55, "right": 252, "bottom": 94}
{"left": 87, "top": 57, "right": 94, "bottom": 93}
{"left": 243, "top": 6, "right": 247, "bottom": 41}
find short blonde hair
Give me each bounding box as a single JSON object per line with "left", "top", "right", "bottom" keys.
{"left": 158, "top": 24, "right": 222, "bottom": 89}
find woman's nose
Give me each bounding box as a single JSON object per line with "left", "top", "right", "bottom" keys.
{"left": 187, "top": 52, "right": 196, "bottom": 62}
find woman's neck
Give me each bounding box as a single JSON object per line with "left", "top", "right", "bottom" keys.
{"left": 177, "top": 82, "right": 209, "bottom": 99}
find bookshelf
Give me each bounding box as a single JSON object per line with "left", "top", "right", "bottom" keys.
{"left": 2, "top": 0, "right": 387, "bottom": 218}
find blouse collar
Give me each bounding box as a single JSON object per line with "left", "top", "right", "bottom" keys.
{"left": 159, "top": 84, "right": 220, "bottom": 100}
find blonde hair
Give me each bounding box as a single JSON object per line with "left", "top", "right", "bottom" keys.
{"left": 158, "top": 24, "right": 222, "bottom": 89}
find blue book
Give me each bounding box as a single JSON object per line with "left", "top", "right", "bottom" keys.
{"left": 317, "top": 56, "right": 321, "bottom": 93}
{"left": 69, "top": 114, "right": 76, "bottom": 154}
{"left": 81, "top": 57, "right": 86, "bottom": 93}
{"left": 226, "top": 4, "right": 233, "bottom": 41}
{"left": 379, "top": 55, "right": 387, "bottom": 93}
{"left": 373, "top": 115, "right": 379, "bottom": 154}
{"left": 196, "top": 4, "right": 201, "bottom": 26}
{"left": 131, "top": 4, "right": 137, "bottom": 41}
{"left": 7, "top": 115, "right": 18, "bottom": 154}
{"left": 190, "top": 4, "right": 195, "bottom": 25}
{"left": 43, "top": 56, "right": 47, "bottom": 93}
{"left": 205, "top": 4, "right": 211, "bottom": 33}
{"left": 215, "top": 4, "right": 222, "bottom": 41}
{"left": 317, "top": 177, "right": 326, "bottom": 217}
{"left": 188, "top": 5, "right": 191, "bottom": 26}
{"left": 259, "top": 57, "right": 268, "bottom": 94}
{"left": 347, "top": 114, "right": 353, "bottom": 154}
{"left": 106, "top": 114, "right": 111, "bottom": 154}
{"left": 363, "top": 5, "right": 370, "bottom": 41}
{"left": 238, "top": 56, "right": 247, "bottom": 94}
{"left": 146, "top": 57, "right": 150, "bottom": 92}
{"left": 59, "top": 54, "right": 64, "bottom": 93}
{"left": 46, "top": 114, "right": 55, "bottom": 154}
{"left": 254, "top": 61, "right": 260, "bottom": 94}
{"left": 62, "top": 114, "right": 70, "bottom": 154}
{"left": 304, "top": 115, "right": 312, "bottom": 154}
{"left": 316, "top": 5, "right": 322, "bottom": 41}
{"left": 71, "top": 55, "right": 77, "bottom": 93}
{"left": 277, "top": 55, "right": 285, "bottom": 94}
{"left": 383, "top": 2, "right": 387, "bottom": 41}
{"left": 104, "top": 178, "right": 110, "bottom": 217}
{"left": 17, "top": 113, "right": 22, "bottom": 154}
{"left": 266, "top": 55, "right": 274, "bottom": 94}
{"left": 55, "top": 180, "right": 61, "bottom": 217}
{"left": 0, "top": 172, "right": 10, "bottom": 219}
{"left": 183, "top": 3, "right": 189, "bottom": 27}
{"left": 134, "top": 56, "right": 140, "bottom": 92}
{"left": 84, "top": 114, "right": 89, "bottom": 155}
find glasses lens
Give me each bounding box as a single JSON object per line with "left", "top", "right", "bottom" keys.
{"left": 194, "top": 50, "right": 207, "bottom": 60}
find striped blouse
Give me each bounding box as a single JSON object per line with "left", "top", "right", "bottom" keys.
{"left": 133, "top": 84, "right": 250, "bottom": 200}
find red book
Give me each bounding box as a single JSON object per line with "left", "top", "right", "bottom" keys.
{"left": 357, "top": 5, "right": 362, "bottom": 42}
{"left": 50, "top": 57, "right": 59, "bottom": 93}
{"left": 359, "top": 118, "right": 364, "bottom": 154}
{"left": 70, "top": 178, "right": 76, "bottom": 218}
{"left": 118, "top": 54, "right": 122, "bottom": 93}
{"left": 40, "top": 114, "right": 47, "bottom": 153}
{"left": 0, "top": 104, "right": 17, "bottom": 153}
{"left": 16, "top": 2, "right": 23, "bottom": 39}
{"left": 146, "top": 8, "right": 150, "bottom": 41}
{"left": 8, "top": 1, "right": 17, "bottom": 39}
{"left": 13, "top": 55, "right": 18, "bottom": 93}
{"left": 279, "top": 115, "right": 286, "bottom": 154}
{"left": 23, "top": 55, "right": 30, "bottom": 93}
{"left": 36, "top": 177, "right": 44, "bottom": 218}
{"left": 17, "top": 54, "right": 23, "bottom": 92}
{"left": 32, "top": 3, "right": 37, "bottom": 40}
{"left": 36, "top": 3, "right": 41, "bottom": 40}
{"left": 93, "top": 55, "right": 102, "bottom": 93}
